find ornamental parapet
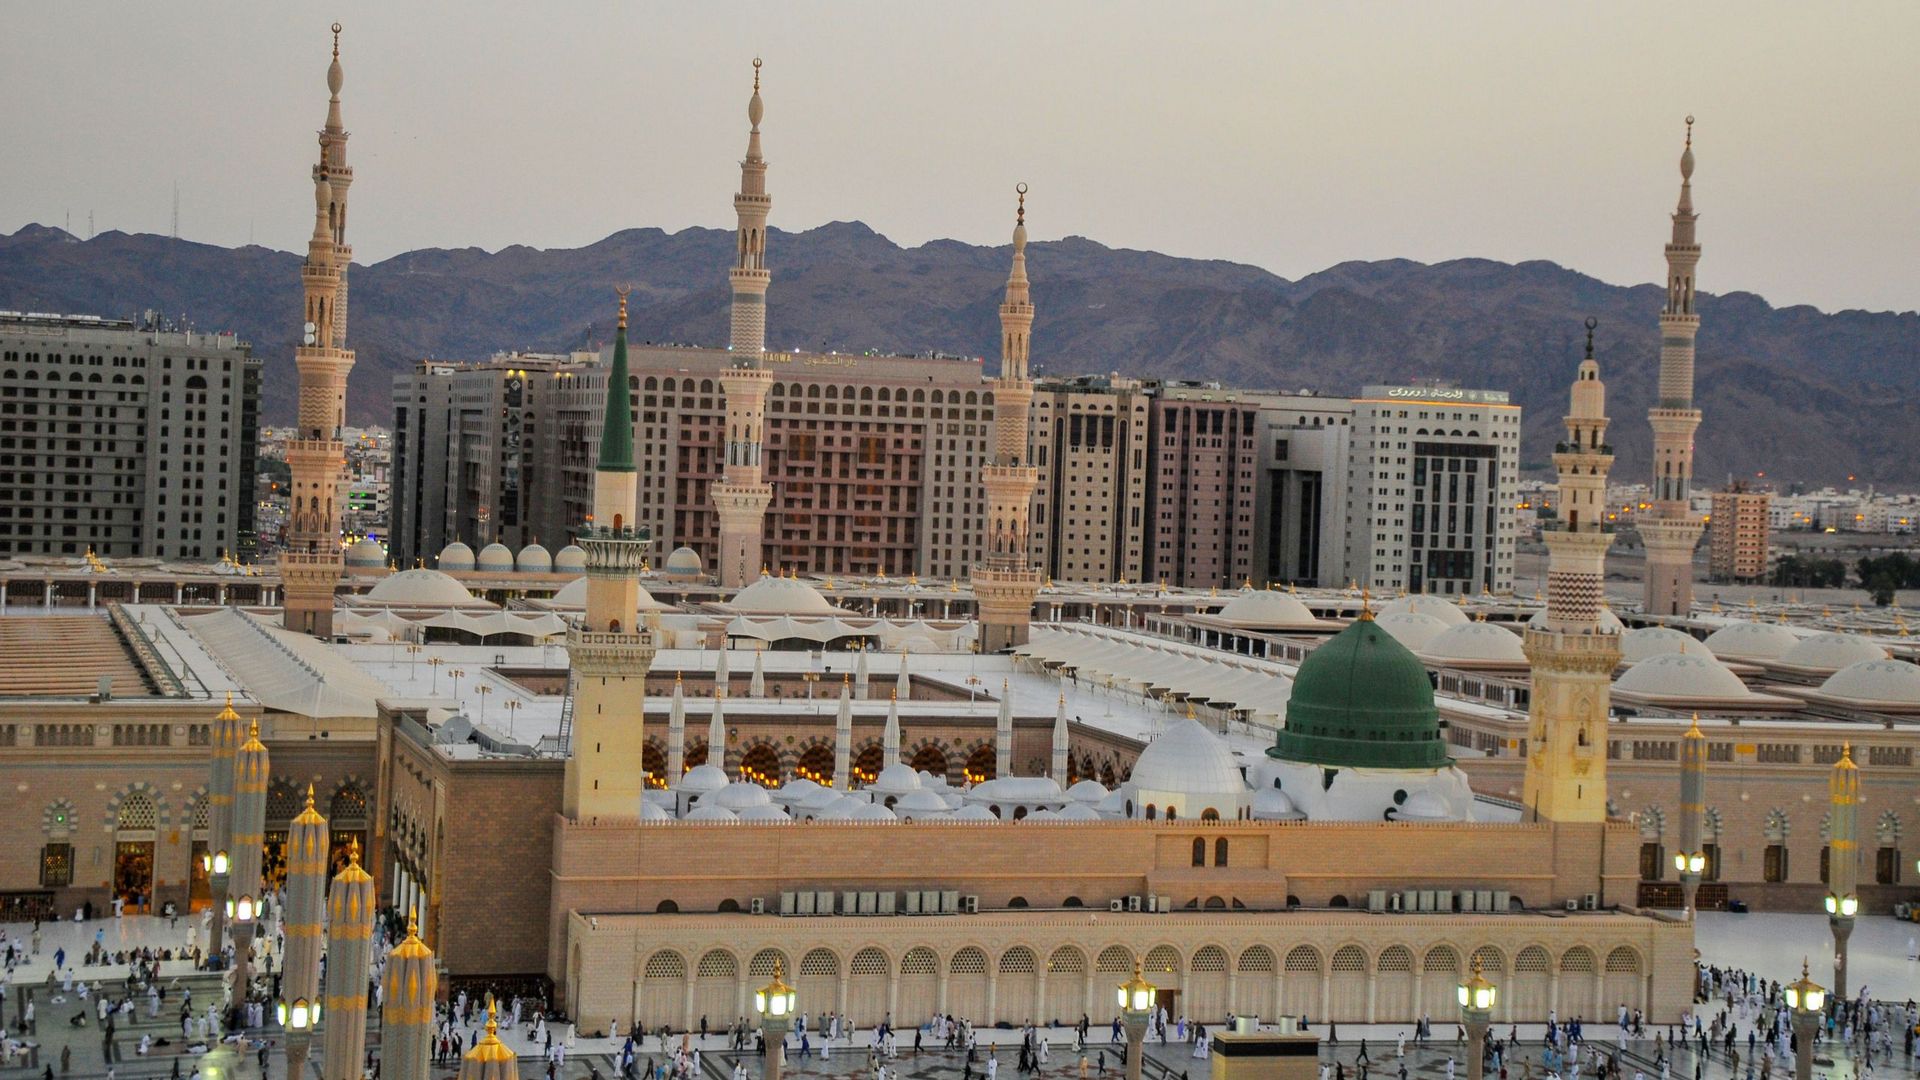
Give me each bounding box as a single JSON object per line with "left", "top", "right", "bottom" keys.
{"left": 1522, "top": 626, "right": 1623, "bottom": 672}
{"left": 566, "top": 626, "right": 655, "bottom": 672}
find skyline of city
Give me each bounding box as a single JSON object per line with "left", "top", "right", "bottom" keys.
{"left": 3, "top": 4, "right": 1918, "bottom": 314}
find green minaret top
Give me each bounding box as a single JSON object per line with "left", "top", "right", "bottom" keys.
{"left": 1270, "top": 606, "right": 1452, "bottom": 770}
{"left": 597, "top": 288, "right": 636, "bottom": 473}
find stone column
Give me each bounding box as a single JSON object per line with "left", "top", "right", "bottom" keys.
{"left": 229, "top": 719, "right": 271, "bottom": 1019}
{"left": 321, "top": 842, "right": 375, "bottom": 1080}
{"left": 283, "top": 787, "right": 330, "bottom": 1080}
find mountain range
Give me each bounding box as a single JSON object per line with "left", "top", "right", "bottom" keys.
{"left": 2, "top": 221, "right": 1917, "bottom": 485}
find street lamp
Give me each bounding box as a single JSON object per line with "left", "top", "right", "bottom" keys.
{"left": 277, "top": 996, "right": 320, "bottom": 1031}
{"left": 1674, "top": 849, "right": 1706, "bottom": 919}
{"left": 1457, "top": 958, "right": 1498, "bottom": 1080}
{"left": 1116, "top": 960, "right": 1157, "bottom": 1080}
{"left": 755, "top": 959, "right": 796, "bottom": 1080}
{"left": 1784, "top": 959, "right": 1826, "bottom": 1080}
{"left": 202, "top": 849, "right": 230, "bottom": 876}
{"left": 1825, "top": 890, "right": 1858, "bottom": 1000}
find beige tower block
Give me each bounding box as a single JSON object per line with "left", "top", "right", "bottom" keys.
{"left": 562, "top": 630, "right": 657, "bottom": 823}
{"left": 1521, "top": 626, "right": 1619, "bottom": 823}
{"left": 1641, "top": 517, "right": 1704, "bottom": 617}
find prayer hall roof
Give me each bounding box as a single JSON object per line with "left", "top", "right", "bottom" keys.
{"left": 365, "top": 568, "right": 475, "bottom": 606}
{"left": 1620, "top": 626, "right": 1714, "bottom": 664}
{"left": 729, "top": 574, "right": 840, "bottom": 615}
{"left": 0, "top": 615, "right": 157, "bottom": 698}
{"left": 1377, "top": 594, "right": 1470, "bottom": 627}
{"left": 1776, "top": 631, "right": 1889, "bottom": 675}
{"left": 1702, "top": 620, "right": 1800, "bottom": 662}
{"left": 1815, "top": 659, "right": 1920, "bottom": 709}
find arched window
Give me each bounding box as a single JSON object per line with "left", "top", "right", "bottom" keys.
{"left": 655, "top": 899, "right": 679, "bottom": 913}
{"left": 1214, "top": 838, "right": 1229, "bottom": 867}
{"left": 1191, "top": 838, "right": 1206, "bottom": 867}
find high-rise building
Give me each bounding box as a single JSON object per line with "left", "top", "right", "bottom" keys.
{"left": 1027, "top": 375, "right": 1150, "bottom": 585}
{"left": 281, "top": 24, "right": 356, "bottom": 636}
{"left": 1252, "top": 393, "right": 1353, "bottom": 587}
{"left": 1147, "top": 386, "right": 1263, "bottom": 589}
{"left": 0, "top": 312, "right": 259, "bottom": 560}
{"left": 1522, "top": 323, "right": 1619, "bottom": 823}
{"left": 972, "top": 187, "right": 1044, "bottom": 650}
{"left": 1709, "top": 483, "right": 1771, "bottom": 582}
{"left": 1642, "top": 118, "right": 1706, "bottom": 616}
{"left": 1346, "top": 385, "right": 1520, "bottom": 595}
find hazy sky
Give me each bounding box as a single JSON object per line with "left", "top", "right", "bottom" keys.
{"left": 5, "top": 2, "right": 1916, "bottom": 313}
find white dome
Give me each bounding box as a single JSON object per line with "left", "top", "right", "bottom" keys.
{"left": 1251, "top": 787, "right": 1299, "bottom": 820}
{"left": 639, "top": 800, "right": 673, "bottom": 822}
{"left": 1128, "top": 718, "right": 1248, "bottom": 813}
{"left": 797, "top": 785, "right": 845, "bottom": 811}
{"left": 868, "top": 762, "right": 922, "bottom": 795}
{"left": 1056, "top": 801, "right": 1102, "bottom": 821}
{"left": 894, "top": 789, "right": 952, "bottom": 819}
{"left": 365, "top": 568, "right": 474, "bottom": 606}
{"left": 731, "top": 575, "right": 838, "bottom": 615}
{"left": 1066, "top": 779, "right": 1109, "bottom": 803}
{"left": 1528, "top": 606, "right": 1625, "bottom": 633}
{"left": 969, "top": 776, "right": 1065, "bottom": 802}
{"left": 735, "top": 803, "right": 793, "bottom": 823}
{"left": 476, "top": 543, "right": 514, "bottom": 572}
{"left": 1614, "top": 653, "right": 1753, "bottom": 701}
{"left": 346, "top": 538, "right": 388, "bottom": 568}
{"left": 1621, "top": 626, "right": 1713, "bottom": 664}
{"left": 1094, "top": 788, "right": 1130, "bottom": 816}
{"left": 1215, "top": 589, "right": 1317, "bottom": 628}
{"left": 663, "top": 546, "right": 705, "bottom": 577}
{"left": 951, "top": 804, "right": 997, "bottom": 821}
{"left": 775, "top": 778, "right": 823, "bottom": 804}
{"left": 1818, "top": 659, "right": 1920, "bottom": 707}
{"left": 683, "top": 803, "right": 739, "bottom": 822}
{"left": 850, "top": 801, "right": 898, "bottom": 822}
{"left": 815, "top": 797, "right": 861, "bottom": 821}
{"left": 554, "top": 545, "right": 587, "bottom": 572}
{"left": 1374, "top": 611, "right": 1450, "bottom": 652}
{"left": 1779, "top": 632, "right": 1889, "bottom": 673}
{"left": 1419, "top": 622, "right": 1526, "bottom": 664}
{"left": 1703, "top": 620, "right": 1800, "bottom": 662}
{"left": 1026, "top": 808, "right": 1059, "bottom": 821}
{"left": 676, "top": 763, "right": 730, "bottom": 795}
{"left": 549, "top": 574, "right": 669, "bottom": 612}
{"left": 517, "top": 544, "right": 552, "bottom": 573}
{"left": 1399, "top": 790, "right": 1452, "bottom": 820}
{"left": 710, "top": 781, "right": 774, "bottom": 810}
{"left": 437, "top": 542, "right": 475, "bottom": 571}
{"left": 1378, "top": 595, "right": 1470, "bottom": 627}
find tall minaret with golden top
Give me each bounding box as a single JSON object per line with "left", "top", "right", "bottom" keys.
{"left": 1521, "top": 321, "right": 1620, "bottom": 823}
{"left": 712, "top": 58, "right": 777, "bottom": 586}
{"left": 1641, "top": 117, "right": 1706, "bottom": 616}
{"left": 972, "top": 186, "right": 1044, "bottom": 651}
{"left": 281, "top": 23, "right": 357, "bottom": 637}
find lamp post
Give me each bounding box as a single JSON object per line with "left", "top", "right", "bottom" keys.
{"left": 1673, "top": 850, "right": 1706, "bottom": 920}
{"left": 476, "top": 683, "right": 492, "bottom": 720}
{"left": 1785, "top": 959, "right": 1826, "bottom": 1080}
{"left": 1677, "top": 715, "right": 1708, "bottom": 920}
{"left": 1116, "top": 960, "right": 1157, "bottom": 1080}
{"left": 1826, "top": 743, "right": 1859, "bottom": 1000}
{"left": 504, "top": 699, "right": 522, "bottom": 740}
{"left": 755, "top": 959, "right": 797, "bottom": 1080}
{"left": 1457, "top": 958, "right": 1498, "bottom": 1080}
{"left": 277, "top": 997, "right": 320, "bottom": 1079}
{"left": 427, "top": 655, "right": 443, "bottom": 692}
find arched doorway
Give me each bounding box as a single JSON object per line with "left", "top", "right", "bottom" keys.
{"left": 1045, "top": 946, "right": 1088, "bottom": 1021}
{"left": 263, "top": 779, "right": 300, "bottom": 892}
{"left": 642, "top": 950, "right": 687, "bottom": 1029}
{"left": 997, "top": 946, "right": 1038, "bottom": 1023}
{"left": 948, "top": 947, "right": 989, "bottom": 1019}
{"left": 114, "top": 792, "right": 158, "bottom": 912}
{"left": 848, "top": 948, "right": 890, "bottom": 1025}
{"left": 909, "top": 744, "right": 950, "bottom": 782}
{"left": 642, "top": 740, "right": 668, "bottom": 789}
{"left": 328, "top": 783, "right": 369, "bottom": 870}
{"left": 1234, "top": 946, "right": 1276, "bottom": 1019}
{"left": 794, "top": 743, "right": 835, "bottom": 787}
{"left": 851, "top": 743, "right": 882, "bottom": 787}
{"left": 695, "top": 950, "right": 737, "bottom": 1028}
{"left": 188, "top": 797, "right": 212, "bottom": 911}
{"left": 739, "top": 744, "right": 782, "bottom": 787}
{"left": 963, "top": 744, "right": 996, "bottom": 784}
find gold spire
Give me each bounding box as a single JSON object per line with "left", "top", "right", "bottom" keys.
{"left": 1358, "top": 587, "right": 1374, "bottom": 621}
{"left": 753, "top": 56, "right": 762, "bottom": 93}
{"left": 1835, "top": 742, "right": 1857, "bottom": 771}
{"left": 1015, "top": 182, "right": 1027, "bottom": 227}
{"left": 217, "top": 691, "right": 239, "bottom": 721}
{"left": 390, "top": 904, "right": 432, "bottom": 960}
{"left": 616, "top": 285, "right": 631, "bottom": 330}
{"left": 347, "top": 835, "right": 362, "bottom": 865}
{"left": 1684, "top": 713, "right": 1705, "bottom": 740}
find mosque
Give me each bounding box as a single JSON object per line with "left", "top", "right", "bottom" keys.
{"left": 9, "top": 28, "right": 1920, "bottom": 1047}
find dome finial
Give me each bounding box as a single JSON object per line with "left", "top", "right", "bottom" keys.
{"left": 1679, "top": 115, "right": 1696, "bottom": 183}
{"left": 1358, "top": 586, "right": 1374, "bottom": 621}
{"left": 305, "top": 782, "right": 316, "bottom": 810}
{"left": 331, "top": 22, "right": 341, "bottom": 57}
{"left": 1015, "top": 182, "right": 1027, "bottom": 228}
{"left": 615, "top": 284, "right": 631, "bottom": 330}
{"left": 1584, "top": 316, "right": 1598, "bottom": 360}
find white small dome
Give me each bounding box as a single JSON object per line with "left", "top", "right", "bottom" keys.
{"left": 868, "top": 762, "right": 922, "bottom": 795}
{"left": 775, "top": 778, "right": 823, "bottom": 804}
{"left": 1094, "top": 788, "right": 1130, "bottom": 816}
{"left": 1621, "top": 626, "right": 1713, "bottom": 663}
{"left": 1779, "top": 632, "right": 1889, "bottom": 674}
{"left": 437, "top": 542, "right": 475, "bottom": 571}
{"left": 894, "top": 789, "right": 952, "bottom": 819}
{"left": 365, "top": 568, "right": 474, "bottom": 606}
{"left": 476, "top": 543, "right": 514, "bottom": 572}
{"left": 1399, "top": 790, "right": 1452, "bottom": 820}
{"left": 1818, "top": 659, "right": 1920, "bottom": 707}
{"left": 850, "top": 801, "right": 898, "bottom": 822}
{"left": 1056, "top": 801, "right": 1102, "bottom": 821}
{"left": 554, "top": 545, "right": 588, "bottom": 572}
{"left": 731, "top": 574, "right": 838, "bottom": 615}
{"left": 1528, "top": 606, "right": 1625, "bottom": 633}
{"left": 1129, "top": 718, "right": 1248, "bottom": 814}
{"left": 683, "top": 803, "right": 739, "bottom": 822}
{"left": 1703, "top": 620, "right": 1800, "bottom": 662}
{"left": 1419, "top": 621, "right": 1527, "bottom": 664}
{"left": 710, "top": 781, "right": 774, "bottom": 810}
{"left": 1375, "top": 612, "right": 1450, "bottom": 652}
{"left": 1378, "top": 595, "right": 1470, "bottom": 627}
{"left": 1066, "top": 779, "right": 1109, "bottom": 803}
{"left": 968, "top": 776, "right": 1065, "bottom": 802}
{"left": 1251, "top": 787, "right": 1299, "bottom": 820}
{"left": 735, "top": 803, "right": 793, "bottom": 823}
{"left": 1026, "top": 808, "right": 1060, "bottom": 822}
{"left": 1215, "top": 589, "right": 1318, "bottom": 628}
{"left": 663, "top": 546, "right": 705, "bottom": 578}
{"left": 797, "top": 785, "right": 845, "bottom": 811}
{"left": 517, "top": 544, "right": 552, "bottom": 573}
{"left": 639, "top": 800, "right": 673, "bottom": 822}
{"left": 951, "top": 804, "right": 997, "bottom": 821}
{"left": 676, "top": 763, "right": 730, "bottom": 795}
{"left": 816, "top": 795, "right": 863, "bottom": 821}
{"left": 549, "top": 574, "right": 669, "bottom": 612}
{"left": 346, "top": 538, "right": 388, "bottom": 568}
{"left": 1615, "top": 653, "right": 1753, "bottom": 701}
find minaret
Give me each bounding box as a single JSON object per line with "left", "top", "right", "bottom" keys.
{"left": 896, "top": 652, "right": 911, "bottom": 699}
{"left": 750, "top": 649, "right": 766, "bottom": 697}
{"left": 1051, "top": 692, "right": 1070, "bottom": 783}
{"left": 320, "top": 839, "right": 374, "bottom": 1080}
{"left": 1827, "top": 743, "right": 1860, "bottom": 999}
{"left": 282, "top": 23, "right": 357, "bottom": 637}
{"left": 832, "top": 676, "right": 852, "bottom": 790}
{"left": 707, "top": 694, "right": 728, "bottom": 778}
{"left": 883, "top": 690, "right": 902, "bottom": 771}
{"left": 712, "top": 58, "right": 776, "bottom": 587}
{"left": 563, "top": 291, "right": 658, "bottom": 823}
{"left": 1642, "top": 117, "right": 1706, "bottom": 617}
{"left": 1521, "top": 321, "right": 1621, "bottom": 823}
{"left": 381, "top": 910, "right": 438, "bottom": 1080}
{"left": 972, "top": 185, "right": 1044, "bottom": 651}
{"left": 1676, "top": 715, "right": 1707, "bottom": 918}
{"left": 666, "top": 674, "right": 687, "bottom": 780}
{"left": 282, "top": 786, "right": 331, "bottom": 1080}
{"left": 854, "top": 646, "right": 870, "bottom": 700}
{"left": 995, "top": 680, "right": 1013, "bottom": 778}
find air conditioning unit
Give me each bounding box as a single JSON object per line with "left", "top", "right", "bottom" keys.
{"left": 1493, "top": 890, "right": 1510, "bottom": 912}
{"left": 961, "top": 895, "right": 979, "bottom": 914}
{"left": 816, "top": 890, "right": 835, "bottom": 914}
{"left": 1388, "top": 893, "right": 1403, "bottom": 912}
{"left": 1459, "top": 891, "right": 1476, "bottom": 913}
{"left": 1476, "top": 889, "right": 1494, "bottom": 912}
{"left": 877, "top": 892, "right": 896, "bottom": 916}
{"left": 858, "top": 891, "right": 877, "bottom": 915}
{"left": 1159, "top": 896, "right": 1172, "bottom": 913}
{"left": 924, "top": 890, "right": 942, "bottom": 914}
{"left": 1126, "top": 895, "right": 1143, "bottom": 913}
{"left": 1583, "top": 893, "right": 1599, "bottom": 910}
{"left": 904, "top": 891, "right": 922, "bottom": 915}
{"left": 1367, "top": 889, "right": 1387, "bottom": 913}
{"left": 1565, "top": 898, "right": 1579, "bottom": 911}
{"left": 1109, "top": 899, "right": 1125, "bottom": 912}
{"left": 1145, "top": 895, "right": 1160, "bottom": 913}
{"left": 750, "top": 897, "right": 766, "bottom": 915}
{"left": 779, "top": 892, "right": 796, "bottom": 915}
{"left": 795, "top": 892, "right": 815, "bottom": 915}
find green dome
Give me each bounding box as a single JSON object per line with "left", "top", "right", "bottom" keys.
{"left": 1271, "top": 614, "right": 1452, "bottom": 769}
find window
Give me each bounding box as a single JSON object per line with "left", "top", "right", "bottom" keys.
{"left": 1877, "top": 846, "right": 1902, "bottom": 885}
{"left": 1215, "top": 838, "right": 1229, "bottom": 868}
{"left": 41, "top": 843, "right": 72, "bottom": 886}
{"left": 1191, "top": 838, "right": 1205, "bottom": 867}
{"left": 1639, "top": 842, "right": 1664, "bottom": 881}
